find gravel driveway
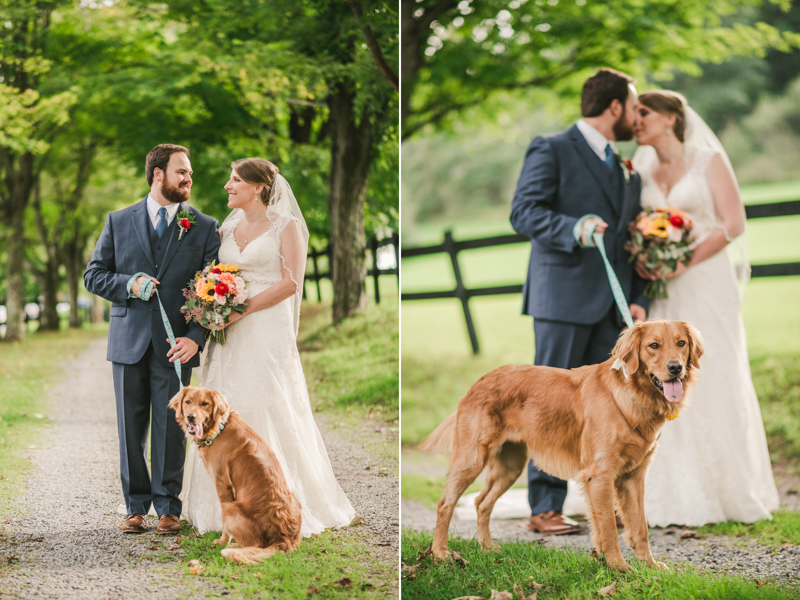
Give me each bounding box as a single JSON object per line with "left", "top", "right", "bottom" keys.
{"left": 0, "top": 337, "right": 399, "bottom": 599}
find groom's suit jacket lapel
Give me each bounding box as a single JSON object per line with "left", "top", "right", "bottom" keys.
{"left": 156, "top": 202, "right": 192, "bottom": 280}
{"left": 131, "top": 196, "right": 157, "bottom": 273}
{"left": 568, "top": 125, "right": 620, "bottom": 217}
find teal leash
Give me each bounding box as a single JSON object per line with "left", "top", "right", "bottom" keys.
{"left": 154, "top": 288, "right": 184, "bottom": 390}
{"left": 590, "top": 230, "right": 634, "bottom": 329}
{"left": 135, "top": 274, "right": 183, "bottom": 390}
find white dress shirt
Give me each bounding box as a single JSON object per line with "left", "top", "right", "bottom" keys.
{"left": 576, "top": 119, "right": 617, "bottom": 161}
{"left": 146, "top": 194, "right": 181, "bottom": 230}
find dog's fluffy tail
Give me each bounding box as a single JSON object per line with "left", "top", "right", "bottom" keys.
{"left": 417, "top": 411, "right": 458, "bottom": 452}
{"left": 221, "top": 544, "right": 282, "bottom": 565}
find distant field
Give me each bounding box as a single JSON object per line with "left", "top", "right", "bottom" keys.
{"left": 401, "top": 180, "right": 800, "bottom": 446}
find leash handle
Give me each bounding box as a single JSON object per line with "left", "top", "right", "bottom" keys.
{"left": 154, "top": 288, "right": 184, "bottom": 390}
{"left": 592, "top": 232, "right": 634, "bottom": 329}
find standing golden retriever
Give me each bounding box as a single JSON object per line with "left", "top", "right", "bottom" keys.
{"left": 169, "top": 387, "right": 302, "bottom": 564}
{"left": 419, "top": 320, "right": 704, "bottom": 572}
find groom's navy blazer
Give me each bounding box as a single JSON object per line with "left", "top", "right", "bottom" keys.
{"left": 511, "top": 125, "right": 649, "bottom": 325}
{"left": 85, "top": 197, "right": 220, "bottom": 367}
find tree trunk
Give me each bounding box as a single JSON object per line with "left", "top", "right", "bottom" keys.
{"left": 1, "top": 152, "right": 36, "bottom": 342}
{"left": 327, "top": 82, "right": 373, "bottom": 323}
{"left": 36, "top": 258, "right": 60, "bottom": 331}
{"left": 63, "top": 232, "right": 86, "bottom": 329}
{"left": 400, "top": 0, "right": 421, "bottom": 136}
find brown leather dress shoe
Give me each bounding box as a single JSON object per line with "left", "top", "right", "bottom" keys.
{"left": 528, "top": 511, "right": 582, "bottom": 535}
{"left": 156, "top": 514, "right": 181, "bottom": 534}
{"left": 121, "top": 514, "right": 147, "bottom": 534}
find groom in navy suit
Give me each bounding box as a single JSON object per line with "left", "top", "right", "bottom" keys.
{"left": 510, "top": 69, "right": 650, "bottom": 535}
{"left": 85, "top": 144, "right": 220, "bottom": 534}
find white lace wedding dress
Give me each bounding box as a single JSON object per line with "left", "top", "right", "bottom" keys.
{"left": 639, "top": 146, "right": 779, "bottom": 526}
{"left": 179, "top": 214, "right": 356, "bottom": 536}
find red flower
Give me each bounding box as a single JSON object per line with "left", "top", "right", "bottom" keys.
{"left": 624, "top": 158, "right": 634, "bottom": 173}
{"left": 669, "top": 215, "right": 684, "bottom": 228}
{"left": 215, "top": 282, "right": 229, "bottom": 296}
{"left": 212, "top": 267, "right": 222, "bottom": 274}
{"left": 180, "top": 218, "right": 191, "bottom": 230}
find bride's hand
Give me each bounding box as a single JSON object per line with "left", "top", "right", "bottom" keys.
{"left": 221, "top": 311, "right": 245, "bottom": 329}
{"left": 665, "top": 261, "right": 689, "bottom": 279}
{"left": 635, "top": 258, "right": 657, "bottom": 280}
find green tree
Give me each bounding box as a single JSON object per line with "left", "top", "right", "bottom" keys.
{"left": 401, "top": 0, "right": 800, "bottom": 138}
{"left": 0, "top": 0, "right": 77, "bottom": 341}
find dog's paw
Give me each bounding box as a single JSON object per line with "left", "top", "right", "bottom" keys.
{"left": 607, "top": 558, "right": 632, "bottom": 573}
{"left": 480, "top": 541, "right": 501, "bottom": 553}
{"left": 212, "top": 538, "right": 224, "bottom": 547}
{"left": 652, "top": 561, "right": 670, "bottom": 571}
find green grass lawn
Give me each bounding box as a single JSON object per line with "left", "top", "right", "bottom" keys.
{"left": 0, "top": 323, "right": 108, "bottom": 514}
{"left": 401, "top": 530, "right": 800, "bottom": 600}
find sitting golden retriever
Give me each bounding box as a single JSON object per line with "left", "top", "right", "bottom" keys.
{"left": 419, "top": 320, "right": 704, "bottom": 572}
{"left": 169, "top": 387, "right": 301, "bottom": 564}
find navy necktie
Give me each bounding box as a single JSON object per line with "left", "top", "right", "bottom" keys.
{"left": 604, "top": 144, "right": 616, "bottom": 171}
{"left": 156, "top": 207, "right": 168, "bottom": 238}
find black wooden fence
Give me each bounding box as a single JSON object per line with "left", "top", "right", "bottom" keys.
{"left": 401, "top": 200, "right": 800, "bottom": 354}
{"left": 304, "top": 232, "right": 400, "bottom": 304}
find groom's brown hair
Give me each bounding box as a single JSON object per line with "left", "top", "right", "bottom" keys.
{"left": 145, "top": 144, "right": 190, "bottom": 186}
{"left": 581, "top": 69, "right": 636, "bottom": 118}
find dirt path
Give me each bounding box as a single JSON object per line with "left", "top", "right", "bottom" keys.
{"left": 401, "top": 449, "right": 800, "bottom": 586}
{"left": 0, "top": 337, "right": 398, "bottom": 599}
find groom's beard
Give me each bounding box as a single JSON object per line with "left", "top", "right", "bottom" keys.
{"left": 161, "top": 178, "right": 190, "bottom": 204}
{"left": 612, "top": 108, "right": 634, "bottom": 142}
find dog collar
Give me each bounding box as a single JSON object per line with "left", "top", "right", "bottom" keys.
{"left": 195, "top": 411, "right": 230, "bottom": 447}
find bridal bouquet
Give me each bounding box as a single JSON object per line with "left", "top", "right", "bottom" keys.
{"left": 625, "top": 207, "right": 695, "bottom": 300}
{"left": 181, "top": 261, "right": 248, "bottom": 343}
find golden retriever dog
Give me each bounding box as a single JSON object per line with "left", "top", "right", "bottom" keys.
{"left": 169, "top": 387, "right": 302, "bottom": 564}
{"left": 419, "top": 320, "right": 704, "bottom": 572}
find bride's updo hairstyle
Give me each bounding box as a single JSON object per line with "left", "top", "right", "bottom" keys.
{"left": 639, "top": 91, "right": 688, "bottom": 142}
{"left": 231, "top": 158, "right": 279, "bottom": 206}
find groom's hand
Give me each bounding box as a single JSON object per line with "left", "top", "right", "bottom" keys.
{"left": 167, "top": 337, "right": 199, "bottom": 363}
{"left": 581, "top": 218, "right": 607, "bottom": 247}
{"left": 629, "top": 303, "right": 646, "bottom": 323}
{"left": 132, "top": 275, "right": 159, "bottom": 299}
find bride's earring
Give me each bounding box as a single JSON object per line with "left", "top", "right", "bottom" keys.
{"left": 666, "top": 127, "right": 673, "bottom": 136}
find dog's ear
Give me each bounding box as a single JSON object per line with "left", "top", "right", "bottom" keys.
{"left": 613, "top": 324, "right": 642, "bottom": 375}
{"left": 168, "top": 387, "right": 189, "bottom": 420}
{"left": 682, "top": 321, "right": 705, "bottom": 370}
{"left": 210, "top": 390, "right": 230, "bottom": 428}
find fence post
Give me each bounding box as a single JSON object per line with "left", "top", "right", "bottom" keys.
{"left": 310, "top": 247, "right": 322, "bottom": 302}
{"left": 392, "top": 231, "right": 400, "bottom": 291}
{"left": 370, "top": 236, "right": 381, "bottom": 304}
{"left": 443, "top": 230, "right": 480, "bottom": 354}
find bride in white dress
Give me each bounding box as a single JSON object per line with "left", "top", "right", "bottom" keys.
{"left": 632, "top": 91, "right": 779, "bottom": 527}
{"left": 180, "top": 157, "right": 355, "bottom": 536}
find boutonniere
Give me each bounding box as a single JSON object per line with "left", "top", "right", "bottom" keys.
{"left": 616, "top": 151, "right": 633, "bottom": 183}
{"left": 177, "top": 210, "right": 196, "bottom": 240}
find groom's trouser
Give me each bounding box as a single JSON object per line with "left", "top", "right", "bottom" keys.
{"left": 528, "top": 305, "right": 622, "bottom": 515}
{"left": 112, "top": 342, "right": 192, "bottom": 517}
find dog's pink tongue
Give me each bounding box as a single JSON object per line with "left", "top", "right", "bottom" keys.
{"left": 662, "top": 379, "right": 683, "bottom": 403}
{"left": 195, "top": 423, "right": 204, "bottom": 440}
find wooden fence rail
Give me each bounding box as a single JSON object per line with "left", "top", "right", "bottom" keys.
{"left": 304, "top": 231, "right": 399, "bottom": 304}
{"left": 401, "top": 201, "right": 800, "bottom": 354}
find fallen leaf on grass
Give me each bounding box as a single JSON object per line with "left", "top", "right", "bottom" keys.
{"left": 513, "top": 583, "right": 539, "bottom": 600}
{"left": 175, "top": 535, "right": 182, "bottom": 544}
{"left": 229, "top": 574, "right": 238, "bottom": 580}
{"left": 489, "top": 590, "right": 513, "bottom": 600}
{"left": 348, "top": 516, "right": 363, "bottom": 527}
{"left": 402, "top": 564, "right": 417, "bottom": 579}
{"left": 333, "top": 577, "right": 352, "bottom": 587}
{"left": 377, "top": 541, "right": 392, "bottom": 546}
{"left": 188, "top": 559, "right": 204, "bottom": 575}
{"left": 308, "top": 585, "right": 320, "bottom": 594}
{"left": 451, "top": 596, "right": 485, "bottom": 600}
{"left": 495, "top": 557, "right": 514, "bottom": 564}
{"left": 166, "top": 544, "right": 180, "bottom": 551}
{"left": 590, "top": 548, "right": 600, "bottom": 562}
{"left": 4, "top": 556, "right": 19, "bottom": 565}
{"left": 27, "top": 537, "right": 43, "bottom": 542}
{"left": 597, "top": 581, "right": 617, "bottom": 596}
{"left": 663, "top": 529, "right": 675, "bottom": 535}
{"left": 679, "top": 532, "right": 697, "bottom": 540}
{"left": 755, "top": 580, "right": 769, "bottom": 588}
